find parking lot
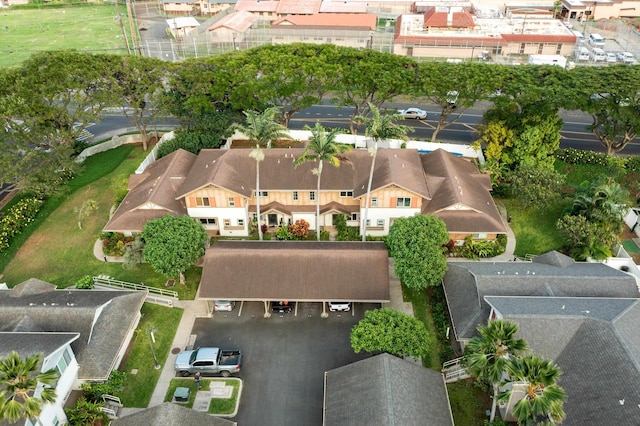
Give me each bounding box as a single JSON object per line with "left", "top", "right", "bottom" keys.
{"left": 191, "top": 302, "right": 379, "bottom": 425}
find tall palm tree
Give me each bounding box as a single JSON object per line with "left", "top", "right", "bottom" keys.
{"left": 0, "top": 351, "right": 58, "bottom": 424}
{"left": 249, "top": 145, "right": 265, "bottom": 240}
{"left": 355, "top": 103, "right": 411, "bottom": 241}
{"left": 229, "top": 107, "right": 291, "bottom": 149}
{"left": 499, "top": 354, "right": 566, "bottom": 425}
{"left": 464, "top": 319, "right": 528, "bottom": 423}
{"left": 229, "top": 107, "right": 291, "bottom": 237}
{"left": 294, "top": 122, "right": 352, "bottom": 240}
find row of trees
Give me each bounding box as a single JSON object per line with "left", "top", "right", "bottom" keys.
{"left": 2, "top": 46, "right": 639, "bottom": 197}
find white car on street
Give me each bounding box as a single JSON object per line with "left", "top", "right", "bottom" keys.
{"left": 605, "top": 52, "right": 617, "bottom": 63}
{"left": 397, "top": 107, "right": 427, "bottom": 120}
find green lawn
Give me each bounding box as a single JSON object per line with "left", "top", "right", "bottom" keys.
{"left": 447, "top": 379, "right": 491, "bottom": 426}
{"left": 119, "top": 303, "right": 184, "bottom": 407}
{"left": 164, "top": 378, "right": 241, "bottom": 415}
{"left": 0, "top": 3, "right": 129, "bottom": 68}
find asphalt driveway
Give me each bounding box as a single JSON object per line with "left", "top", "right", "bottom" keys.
{"left": 191, "top": 302, "right": 378, "bottom": 425}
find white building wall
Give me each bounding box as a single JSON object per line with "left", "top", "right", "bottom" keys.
{"left": 361, "top": 208, "right": 420, "bottom": 236}
{"left": 294, "top": 213, "right": 316, "bottom": 230}
{"left": 37, "top": 345, "right": 79, "bottom": 426}
{"left": 192, "top": 207, "right": 248, "bottom": 236}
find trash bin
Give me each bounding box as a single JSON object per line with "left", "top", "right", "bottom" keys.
{"left": 174, "top": 387, "right": 190, "bottom": 403}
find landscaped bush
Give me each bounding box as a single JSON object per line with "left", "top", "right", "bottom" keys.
{"left": 288, "top": 219, "right": 309, "bottom": 239}
{"left": 81, "top": 370, "right": 126, "bottom": 402}
{"left": 334, "top": 214, "right": 360, "bottom": 241}
{"left": 74, "top": 275, "right": 94, "bottom": 289}
{"left": 454, "top": 234, "right": 507, "bottom": 259}
{"left": 0, "top": 197, "right": 43, "bottom": 253}
{"left": 64, "top": 397, "right": 108, "bottom": 426}
{"left": 274, "top": 226, "right": 294, "bottom": 240}
{"left": 100, "top": 232, "right": 135, "bottom": 256}
{"left": 556, "top": 148, "right": 626, "bottom": 169}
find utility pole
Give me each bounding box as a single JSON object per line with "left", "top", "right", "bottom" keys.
{"left": 115, "top": 0, "right": 131, "bottom": 55}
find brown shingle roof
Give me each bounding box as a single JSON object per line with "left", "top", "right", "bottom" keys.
{"left": 198, "top": 241, "right": 390, "bottom": 302}
{"left": 421, "top": 149, "right": 505, "bottom": 234}
{"left": 104, "top": 149, "right": 197, "bottom": 233}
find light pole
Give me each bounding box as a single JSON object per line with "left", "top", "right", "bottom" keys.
{"left": 232, "top": 34, "right": 237, "bottom": 51}
{"left": 146, "top": 325, "right": 161, "bottom": 369}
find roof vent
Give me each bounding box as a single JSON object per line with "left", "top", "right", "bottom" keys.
{"left": 621, "top": 265, "right": 630, "bottom": 272}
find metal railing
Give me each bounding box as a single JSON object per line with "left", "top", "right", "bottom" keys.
{"left": 93, "top": 275, "right": 178, "bottom": 299}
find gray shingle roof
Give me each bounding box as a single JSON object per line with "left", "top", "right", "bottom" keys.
{"left": 199, "top": 241, "right": 390, "bottom": 302}
{"left": 103, "top": 149, "right": 196, "bottom": 233}
{"left": 112, "top": 403, "right": 236, "bottom": 426}
{"left": 489, "top": 298, "right": 640, "bottom": 425}
{"left": 0, "top": 280, "right": 146, "bottom": 380}
{"left": 443, "top": 255, "right": 639, "bottom": 340}
{"left": 324, "top": 353, "right": 454, "bottom": 426}
{"left": 0, "top": 332, "right": 79, "bottom": 359}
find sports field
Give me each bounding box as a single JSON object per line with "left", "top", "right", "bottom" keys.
{"left": 0, "top": 3, "right": 129, "bottom": 68}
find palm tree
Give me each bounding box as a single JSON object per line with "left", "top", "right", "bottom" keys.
{"left": 355, "top": 103, "right": 411, "bottom": 241}
{"left": 229, "top": 107, "right": 291, "bottom": 237}
{"left": 0, "top": 351, "right": 58, "bottom": 424}
{"left": 228, "top": 107, "right": 291, "bottom": 149}
{"left": 294, "top": 122, "right": 352, "bottom": 240}
{"left": 499, "top": 354, "right": 566, "bottom": 425}
{"left": 249, "top": 145, "right": 265, "bottom": 240}
{"left": 464, "top": 319, "right": 528, "bottom": 423}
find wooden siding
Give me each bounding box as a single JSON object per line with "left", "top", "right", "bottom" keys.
{"left": 361, "top": 186, "right": 422, "bottom": 209}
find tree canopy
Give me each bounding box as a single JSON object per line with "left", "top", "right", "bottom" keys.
{"left": 386, "top": 214, "right": 449, "bottom": 290}
{"left": 350, "top": 308, "right": 430, "bottom": 359}
{"left": 142, "top": 215, "right": 208, "bottom": 284}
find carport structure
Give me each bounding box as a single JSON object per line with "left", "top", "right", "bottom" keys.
{"left": 198, "top": 241, "right": 390, "bottom": 317}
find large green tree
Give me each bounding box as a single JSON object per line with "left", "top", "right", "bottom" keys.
{"left": 355, "top": 103, "right": 411, "bottom": 241}
{"left": 0, "top": 351, "right": 58, "bottom": 424}
{"left": 228, "top": 107, "right": 291, "bottom": 149}
{"left": 294, "top": 122, "right": 352, "bottom": 240}
{"left": 500, "top": 354, "right": 566, "bottom": 425}
{"left": 386, "top": 214, "right": 449, "bottom": 290}
{"left": 142, "top": 215, "right": 208, "bottom": 284}
{"left": 464, "top": 319, "right": 528, "bottom": 423}
{"left": 350, "top": 308, "right": 430, "bottom": 359}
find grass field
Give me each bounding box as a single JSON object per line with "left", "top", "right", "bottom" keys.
{"left": 0, "top": 2, "right": 129, "bottom": 68}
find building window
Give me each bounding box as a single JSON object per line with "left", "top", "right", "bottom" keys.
{"left": 366, "top": 219, "right": 371, "bottom": 226}
{"left": 52, "top": 418, "right": 59, "bottom": 426}
{"left": 228, "top": 197, "right": 235, "bottom": 207}
{"left": 556, "top": 43, "right": 562, "bottom": 54}
{"left": 377, "top": 219, "right": 384, "bottom": 227}
{"left": 292, "top": 191, "right": 298, "bottom": 201}
{"left": 56, "top": 347, "right": 71, "bottom": 376}
{"left": 371, "top": 197, "right": 378, "bottom": 207}
{"left": 339, "top": 191, "right": 353, "bottom": 197}
{"left": 199, "top": 218, "right": 217, "bottom": 225}
{"left": 396, "top": 197, "right": 411, "bottom": 207}
{"left": 537, "top": 43, "right": 544, "bottom": 54}
{"left": 309, "top": 191, "right": 315, "bottom": 201}
{"left": 224, "top": 219, "right": 231, "bottom": 227}
{"left": 350, "top": 213, "right": 358, "bottom": 221}
{"left": 195, "top": 197, "right": 210, "bottom": 207}
{"left": 519, "top": 43, "right": 526, "bottom": 54}
{"left": 254, "top": 191, "right": 268, "bottom": 197}
{"left": 238, "top": 219, "right": 244, "bottom": 226}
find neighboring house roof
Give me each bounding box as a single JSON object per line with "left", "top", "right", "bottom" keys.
{"left": 319, "top": 0, "right": 368, "bottom": 13}
{"left": 324, "top": 353, "right": 454, "bottom": 426}
{"left": 0, "top": 280, "right": 146, "bottom": 381}
{"left": 198, "top": 241, "right": 390, "bottom": 302}
{"left": 0, "top": 332, "right": 79, "bottom": 359}
{"left": 442, "top": 251, "right": 640, "bottom": 340}
{"left": 112, "top": 402, "right": 236, "bottom": 426}
{"left": 208, "top": 10, "right": 259, "bottom": 32}
{"left": 276, "top": 0, "right": 322, "bottom": 15}
{"left": 486, "top": 296, "right": 640, "bottom": 425}
{"left": 420, "top": 149, "right": 504, "bottom": 234}
{"left": 271, "top": 13, "right": 377, "bottom": 30}
{"left": 423, "top": 8, "right": 476, "bottom": 28}
{"left": 103, "top": 149, "right": 196, "bottom": 233}
{"left": 234, "top": 0, "right": 278, "bottom": 13}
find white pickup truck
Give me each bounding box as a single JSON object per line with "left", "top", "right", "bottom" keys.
{"left": 174, "top": 347, "right": 242, "bottom": 377}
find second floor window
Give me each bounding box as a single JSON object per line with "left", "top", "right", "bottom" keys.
{"left": 371, "top": 197, "right": 378, "bottom": 207}
{"left": 351, "top": 213, "right": 358, "bottom": 221}
{"left": 254, "top": 191, "right": 268, "bottom": 197}
{"left": 238, "top": 219, "right": 244, "bottom": 226}
{"left": 339, "top": 191, "right": 353, "bottom": 197}
{"left": 309, "top": 191, "right": 316, "bottom": 201}
{"left": 396, "top": 197, "right": 411, "bottom": 207}
{"left": 228, "top": 197, "right": 235, "bottom": 207}
{"left": 195, "top": 197, "right": 210, "bottom": 207}
{"left": 292, "top": 191, "right": 299, "bottom": 201}
{"left": 224, "top": 219, "right": 231, "bottom": 226}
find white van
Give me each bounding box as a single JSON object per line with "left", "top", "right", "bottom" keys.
{"left": 588, "top": 33, "right": 605, "bottom": 46}
{"left": 590, "top": 48, "right": 606, "bottom": 62}
{"left": 575, "top": 47, "right": 590, "bottom": 61}
{"left": 572, "top": 30, "right": 585, "bottom": 43}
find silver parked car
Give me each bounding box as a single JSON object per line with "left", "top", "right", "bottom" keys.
{"left": 397, "top": 107, "right": 427, "bottom": 120}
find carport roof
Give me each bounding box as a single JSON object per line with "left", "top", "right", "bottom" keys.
{"left": 198, "top": 241, "right": 390, "bottom": 302}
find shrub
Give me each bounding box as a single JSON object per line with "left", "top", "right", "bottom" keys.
{"left": 74, "top": 275, "right": 94, "bottom": 290}
{"left": 288, "top": 219, "right": 309, "bottom": 239}
{"left": 65, "top": 397, "right": 108, "bottom": 426}
{"left": 320, "top": 230, "right": 330, "bottom": 241}
{"left": 100, "top": 232, "right": 134, "bottom": 256}
{"left": 81, "top": 370, "right": 126, "bottom": 402}
{"left": 455, "top": 235, "right": 507, "bottom": 259}
{"left": 0, "top": 197, "right": 43, "bottom": 253}
{"left": 275, "top": 226, "right": 294, "bottom": 240}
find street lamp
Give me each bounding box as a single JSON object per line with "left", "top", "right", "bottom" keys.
{"left": 146, "top": 325, "right": 161, "bottom": 369}
{"left": 232, "top": 34, "right": 237, "bottom": 51}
